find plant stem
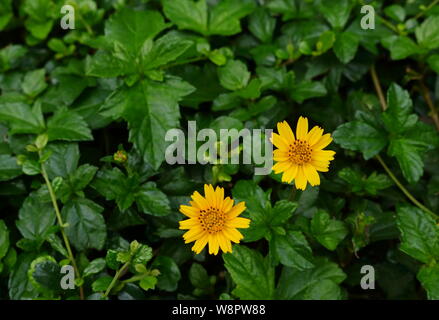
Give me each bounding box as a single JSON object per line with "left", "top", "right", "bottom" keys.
{"left": 414, "top": 0, "right": 439, "bottom": 19}
{"left": 370, "top": 65, "right": 387, "bottom": 111}
{"left": 161, "top": 56, "right": 207, "bottom": 69}
{"left": 40, "top": 159, "right": 84, "bottom": 300}
{"left": 419, "top": 80, "right": 439, "bottom": 131}
{"left": 370, "top": 67, "right": 438, "bottom": 220}
{"left": 376, "top": 155, "right": 438, "bottom": 219}
{"left": 103, "top": 262, "right": 130, "bottom": 298}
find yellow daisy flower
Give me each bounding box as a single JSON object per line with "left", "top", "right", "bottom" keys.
{"left": 271, "top": 116, "right": 335, "bottom": 190}
{"left": 179, "top": 184, "right": 250, "bottom": 255}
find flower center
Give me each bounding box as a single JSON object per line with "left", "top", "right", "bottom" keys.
{"left": 288, "top": 140, "right": 312, "bottom": 165}
{"left": 199, "top": 207, "right": 226, "bottom": 234}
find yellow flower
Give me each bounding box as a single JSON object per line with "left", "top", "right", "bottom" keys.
{"left": 271, "top": 116, "right": 335, "bottom": 190}
{"left": 179, "top": 184, "right": 250, "bottom": 255}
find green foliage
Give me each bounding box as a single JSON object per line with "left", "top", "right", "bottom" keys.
{"left": 1, "top": 0, "right": 439, "bottom": 301}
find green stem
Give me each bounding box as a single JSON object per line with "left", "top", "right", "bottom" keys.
{"left": 161, "top": 56, "right": 207, "bottom": 69}
{"left": 414, "top": 0, "right": 439, "bottom": 19}
{"left": 40, "top": 159, "right": 84, "bottom": 299}
{"left": 103, "top": 262, "right": 130, "bottom": 298}
{"left": 376, "top": 155, "right": 438, "bottom": 219}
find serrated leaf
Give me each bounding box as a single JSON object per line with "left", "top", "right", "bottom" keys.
{"left": 333, "top": 120, "right": 387, "bottom": 160}
{"left": 218, "top": 60, "right": 251, "bottom": 91}
{"left": 0, "top": 155, "right": 22, "bottom": 181}
{"left": 136, "top": 182, "right": 171, "bottom": 216}
{"left": 61, "top": 198, "right": 106, "bottom": 251}
{"left": 311, "top": 211, "right": 348, "bottom": 251}
{"left": 271, "top": 232, "right": 314, "bottom": 270}
{"left": 47, "top": 108, "right": 93, "bottom": 141}
{"left": 396, "top": 205, "right": 439, "bottom": 264}
{"left": 223, "top": 245, "right": 275, "bottom": 299}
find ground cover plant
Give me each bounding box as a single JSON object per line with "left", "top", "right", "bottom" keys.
{"left": 0, "top": 0, "right": 439, "bottom": 300}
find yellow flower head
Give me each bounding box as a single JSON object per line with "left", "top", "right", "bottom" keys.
{"left": 179, "top": 184, "right": 250, "bottom": 255}
{"left": 271, "top": 116, "right": 335, "bottom": 190}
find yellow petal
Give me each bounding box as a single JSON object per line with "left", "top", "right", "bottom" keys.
{"left": 312, "top": 133, "right": 333, "bottom": 150}
{"left": 303, "top": 163, "right": 320, "bottom": 186}
{"left": 296, "top": 116, "right": 308, "bottom": 140}
{"left": 294, "top": 166, "right": 307, "bottom": 190}
{"left": 192, "top": 235, "right": 209, "bottom": 254}
{"left": 277, "top": 121, "right": 295, "bottom": 141}
{"left": 179, "top": 218, "right": 198, "bottom": 230}
{"left": 227, "top": 217, "right": 250, "bottom": 229}
{"left": 227, "top": 201, "right": 246, "bottom": 218}
{"left": 191, "top": 191, "right": 209, "bottom": 209}
{"left": 270, "top": 133, "right": 289, "bottom": 149}
{"left": 179, "top": 205, "right": 198, "bottom": 218}
{"left": 310, "top": 159, "right": 329, "bottom": 172}
{"left": 183, "top": 227, "right": 205, "bottom": 243}
{"left": 306, "top": 126, "right": 324, "bottom": 145}
{"left": 222, "top": 196, "right": 234, "bottom": 213}
{"left": 204, "top": 184, "right": 216, "bottom": 207}
{"left": 218, "top": 234, "right": 231, "bottom": 253}
{"left": 223, "top": 227, "right": 244, "bottom": 243}
{"left": 312, "top": 149, "right": 335, "bottom": 161}
{"left": 208, "top": 234, "right": 219, "bottom": 255}
{"left": 281, "top": 164, "right": 298, "bottom": 183}
{"left": 215, "top": 186, "right": 224, "bottom": 208}
{"left": 272, "top": 161, "right": 292, "bottom": 174}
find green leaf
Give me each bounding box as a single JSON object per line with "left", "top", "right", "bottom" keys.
{"left": 276, "top": 258, "right": 346, "bottom": 300}
{"left": 30, "top": 256, "right": 61, "bottom": 291}
{"left": 105, "top": 9, "right": 168, "bottom": 57}
{"left": 142, "top": 32, "right": 193, "bottom": 70}
{"left": 61, "top": 198, "right": 107, "bottom": 251}
{"left": 388, "top": 138, "right": 424, "bottom": 184}
{"left": 16, "top": 195, "right": 56, "bottom": 242}
{"left": 85, "top": 50, "right": 127, "bottom": 78}
{"left": 0, "top": 102, "right": 44, "bottom": 134}
{"left": 152, "top": 256, "right": 181, "bottom": 292}
{"left": 333, "top": 120, "right": 387, "bottom": 160}
{"left": 427, "top": 54, "right": 439, "bottom": 74}
{"left": 382, "top": 83, "right": 414, "bottom": 133}
{"left": 384, "top": 5, "right": 406, "bottom": 22}
{"left": 47, "top": 108, "right": 93, "bottom": 142}
{"left": 139, "top": 276, "right": 157, "bottom": 291}
{"left": 311, "top": 210, "right": 348, "bottom": 251}
{"left": 338, "top": 168, "right": 393, "bottom": 195}
{"left": 208, "top": 0, "right": 256, "bottom": 36}
{"left": 396, "top": 205, "right": 439, "bottom": 264}
{"left": 44, "top": 143, "right": 79, "bottom": 179}
{"left": 163, "top": 0, "right": 208, "bottom": 35}
{"left": 248, "top": 8, "right": 276, "bottom": 43}
{"left": 83, "top": 258, "right": 106, "bottom": 278}
{"left": 136, "top": 182, "right": 171, "bottom": 216}
{"left": 189, "top": 263, "right": 210, "bottom": 289}
{"left": 132, "top": 244, "right": 153, "bottom": 265}
{"left": 290, "top": 81, "right": 327, "bottom": 103}
{"left": 416, "top": 15, "right": 439, "bottom": 50}
{"left": 122, "top": 78, "right": 194, "bottom": 169}
{"left": 22, "top": 69, "right": 47, "bottom": 98}
{"left": 218, "top": 60, "right": 251, "bottom": 91}
{"left": 418, "top": 264, "right": 439, "bottom": 300}
{"left": 8, "top": 253, "right": 39, "bottom": 299}
{"left": 333, "top": 32, "right": 359, "bottom": 64}
{"left": 0, "top": 219, "right": 9, "bottom": 260}
{"left": 0, "top": 155, "right": 21, "bottom": 181}
{"left": 0, "top": 0, "right": 13, "bottom": 31}
{"left": 271, "top": 232, "right": 314, "bottom": 270}
{"left": 381, "top": 36, "right": 420, "bottom": 60}
{"left": 223, "top": 245, "right": 274, "bottom": 299}
{"left": 318, "top": 0, "right": 353, "bottom": 29}
{"left": 92, "top": 276, "right": 112, "bottom": 292}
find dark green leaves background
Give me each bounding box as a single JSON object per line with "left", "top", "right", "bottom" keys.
{"left": 1, "top": 0, "right": 439, "bottom": 300}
